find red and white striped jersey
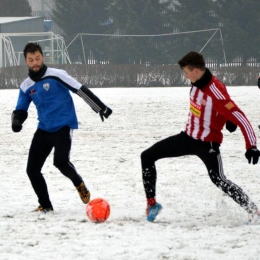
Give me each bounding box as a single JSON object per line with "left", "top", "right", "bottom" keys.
{"left": 185, "top": 75, "right": 256, "bottom": 149}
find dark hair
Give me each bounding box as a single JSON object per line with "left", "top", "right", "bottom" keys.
{"left": 178, "top": 51, "right": 205, "bottom": 70}
{"left": 23, "top": 42, "right": 43, "bottom": 58}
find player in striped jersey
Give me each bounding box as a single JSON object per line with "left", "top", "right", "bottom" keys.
{"left": 11, "top": 42, "right": 112, "bottom": 212}
{"left": 142, "top": 51, "right": 260, "bottom": 223}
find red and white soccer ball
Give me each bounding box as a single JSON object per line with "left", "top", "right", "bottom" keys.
{"left": 86, "top": 198, "right": 110, "bottom": 223}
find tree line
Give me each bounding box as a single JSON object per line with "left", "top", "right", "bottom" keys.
{"left": 1, "top": 0, "right": 260, "bottom": 66}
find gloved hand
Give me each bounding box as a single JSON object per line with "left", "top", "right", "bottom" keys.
{"left": 245, "top": 147, "right": 260, "bottom": 165}
{"left": 12, "top": 119, "right": 23, "bottom": 132}
{"left": 225, "top": 120, "right": 237, "bottom": 133}
{"left": 11, "top": 110, "right": 28, "bottom": 132}
{"left": 99, "top": 107, "right": 112, "bottom": 122}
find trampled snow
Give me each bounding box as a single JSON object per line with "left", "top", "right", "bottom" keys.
{"left": 0, "top": 87, "right": 260, "bottom": 260}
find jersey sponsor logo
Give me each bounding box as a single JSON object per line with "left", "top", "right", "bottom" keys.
{"left": 190, "top": 99, "right": 201, "bottom": 118}
{"left": 225, "top": 101, "right": 235, "bottom": 110}
{"left": 43, "top": 83, "right": 50, "bottom": 91}
{"left": 30, "top": 89, "right": 36, "bottom": 94}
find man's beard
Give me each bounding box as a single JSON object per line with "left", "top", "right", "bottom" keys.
{"left": 29, "top": 63, "right": 44, "bottom": 72}
{"left": 28, "top": 63, "right": 47, "bottom": 82}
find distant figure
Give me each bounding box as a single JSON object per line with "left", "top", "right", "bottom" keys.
{"left": 12, "top": 42, "right": 112, "bottom": 213}
{"left": 258, "top": 76, "right": 260, "bottom": 129}
{"left": 141, "top": 51, "right": 260, "bottom": 224}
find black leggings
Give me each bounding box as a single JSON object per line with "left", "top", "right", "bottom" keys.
{"left": 26, "top": 126, "right": 83, "bottom": 208}
{"left": 141, "top": 131, "right": 257, "bottom": 213}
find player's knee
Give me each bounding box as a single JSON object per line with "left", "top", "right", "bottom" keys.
{"left": 26, "top": 165, "right": 40, "bottom": 180}
{"left": 26, "top": 163, "right": 35, "bottom": 176}
{"left": 26, "top": 167, "right": 33, "bottom": 177}
{"left": 141, "top": 149, "right": 154, "bottom": 165}
{"left": 141, "top": 150, "right": 147, "bottom": 161}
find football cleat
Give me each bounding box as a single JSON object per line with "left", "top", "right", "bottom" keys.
{"left": 146, "top": 203, "right": 162, "bottom": 222}
{"left": 32, "top": 205, "right": 53, "bottom": 213}
{"left": 76, "top": 182, "right": 90, "bottom": 204}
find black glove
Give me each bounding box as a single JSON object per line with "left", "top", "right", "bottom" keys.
{"left": 258, "top": 77, "right": 260, "bottom": 89}
{"left": 99, "top": 107, "right": 112, "bottom": 122}
{"left": 11, "top": 110, "right": 28, "bottom": 132}
{"left": 245, "top": 147, "right": 260, "bottom": 165}
{"left": 12, "top": 119, "right": 23, "bottom": 132}
{"left": 225, "top": 120, "right": 237, "bottom": 133}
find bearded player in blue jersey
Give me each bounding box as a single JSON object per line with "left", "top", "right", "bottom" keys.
{"left": 11, "top": 42, "right": 112, "bottom": 213}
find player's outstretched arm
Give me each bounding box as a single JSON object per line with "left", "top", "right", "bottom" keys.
{"left": 77, "top": 85, "right": 112, "bottom": 122}
{"left": 11, "top": 110, "right": 28, "bottom": 132}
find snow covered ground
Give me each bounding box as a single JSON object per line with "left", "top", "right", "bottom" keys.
{"left": 1, "top": 86, "right": 260, "bottom": 260}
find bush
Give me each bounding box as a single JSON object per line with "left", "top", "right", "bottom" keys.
{"left": 0, "top": 64, "right": 259, "bottom": 89}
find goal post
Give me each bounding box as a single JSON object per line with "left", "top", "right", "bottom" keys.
{"left": 0, "top": 32, "right": 71, "bottom": 68}
{"left": 67, "top": 28, "right": 226, "bottom": 65}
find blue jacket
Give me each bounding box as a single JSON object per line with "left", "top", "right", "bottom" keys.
{"left": 16, "top": 68, "right": 82, "bottom": 132}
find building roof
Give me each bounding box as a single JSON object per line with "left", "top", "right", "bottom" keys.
{"left": 0, "top": 17, "right": 41, "bottom": 24}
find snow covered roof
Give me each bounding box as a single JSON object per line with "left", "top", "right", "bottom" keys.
{"left": 0, "top": 17, "right": 40, "bottom": 24}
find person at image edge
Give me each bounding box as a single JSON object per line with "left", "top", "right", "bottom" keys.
{"left": 142, "top": 51, "right": 260, "bottom": 223}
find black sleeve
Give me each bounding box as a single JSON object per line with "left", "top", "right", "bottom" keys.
{"left": 77, "top": 85, "right": 106, "bottom": 113}
{"left": 12, "top": 110, "right": 28, "bottom": 125}
{"left": 258, "top": 77, "right": 260, "bottom": 89}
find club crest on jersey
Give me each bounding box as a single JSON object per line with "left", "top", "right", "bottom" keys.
{"left": 190, "top": 99, "right": 201, "bottom": 118}
{"left": 200, "top": 99, "right": 206, "bottom": 106}
{"left": 43, "top": 83, "right": 50, "bottom": 91}
{"left": 225, "top": 101, "right": 234, "bottom": 110}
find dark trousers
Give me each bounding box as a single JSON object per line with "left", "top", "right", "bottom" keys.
{"left": 141, "top": 131, "right": 256, "bottom": 213}
{"left": 26, "top": 126, "right": 83, "bottom": 208}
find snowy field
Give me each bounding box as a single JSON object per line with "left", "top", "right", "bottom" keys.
{"left": 1, "top": 86, "right": 260, "bottom": 260}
